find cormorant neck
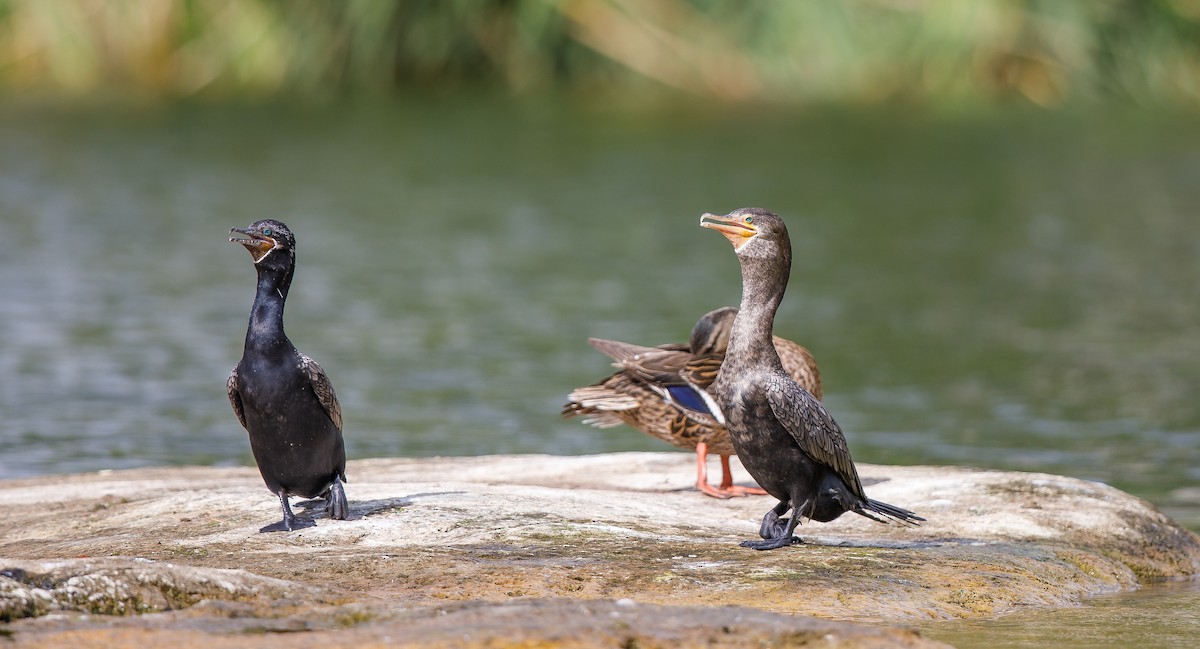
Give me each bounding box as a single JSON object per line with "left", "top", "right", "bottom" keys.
{"left": 244, "top": 261, "right": 294, "bottom": 353}
{"left": 727, "top": 250, "right": 789, "bottom": 369}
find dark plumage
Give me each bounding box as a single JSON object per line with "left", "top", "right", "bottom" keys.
{"left": 563, "top": 307, "right": 822, "bottom": 498}
{"left": 226, "top": 219, "right": 348, "bottom": 532}
{"left": 701, "top": 207, "right": 923, "bottom": 550}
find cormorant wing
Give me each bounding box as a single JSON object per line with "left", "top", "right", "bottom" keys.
{"left": 299, "top": 353, "right": 343, "bottom": 432}
{"left": 765, "top": 374, "right": 866, "bottom": 500}
{"left": 226, "top": 367, "right": 247, "bottom": 430}
{"left": 773, "top": 337, "right": 823, "bottom": 401}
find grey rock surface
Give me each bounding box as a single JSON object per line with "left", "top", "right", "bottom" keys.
{"left": 2, "top": 453, "right": 1197, "bottom": 647}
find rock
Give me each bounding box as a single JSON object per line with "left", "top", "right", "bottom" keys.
{"left": 0, "top": 558, "right": 321, "bottom": 621}
{"left": 2, "top": 597, "right": 950, "bottom": 649}
{"left": 1, "top": 453, "right": 1197, "bottom": 647}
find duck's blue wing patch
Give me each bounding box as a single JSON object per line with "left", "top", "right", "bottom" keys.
{"left": 666, "top": 385, "right": 712, "bottom": 414}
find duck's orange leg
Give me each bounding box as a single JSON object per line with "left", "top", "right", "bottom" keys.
{"left": 695, "top": 442, "right": 733, "bottom": 499}
{"left": 695, "top": 443, "right": 767, "bottom": 498}
{"left": 717, "top": 454, "right": 768, "bottom": 497}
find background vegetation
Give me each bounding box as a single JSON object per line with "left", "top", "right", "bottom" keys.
{"left": 2, "top": 0, "right": 1200, "bottom": 105}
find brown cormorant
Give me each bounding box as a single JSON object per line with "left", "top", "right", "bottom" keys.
{"left": 701, "top": 208, "right": 923, "bottom": 550}
{"left": 563, "top": 307, "right": 821, "bottom": 498}
{"left": 226, "top": 219, "right": 348, "bottom": 532}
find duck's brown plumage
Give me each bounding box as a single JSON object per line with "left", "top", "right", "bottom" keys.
{"left": 562, "top": 306, "right": 821, "bottom": 498}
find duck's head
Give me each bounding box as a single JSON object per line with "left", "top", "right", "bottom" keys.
{"left": 229, "top": 219, "right": 296, "bottom": 268}
{"left": 690, "top": 306, "right": 738, "bottom": 355}
{"left": 699, "top": 207, "right": 789, "bottom": 261}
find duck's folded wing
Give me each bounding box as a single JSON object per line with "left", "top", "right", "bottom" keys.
{"left": 773, "top": 336, "right": 823, "bottom": 400}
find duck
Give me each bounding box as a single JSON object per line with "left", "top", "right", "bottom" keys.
{"left": 701, "top": 207, "right": 923, "bottom": 549}
{"left": 563, "top": 306, "right": 821, "bottom": 498}
{"left": 226, "top": 219, "right": 348, "bottom": 532}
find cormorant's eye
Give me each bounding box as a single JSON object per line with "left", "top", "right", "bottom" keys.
{"left": 744, "top": 216, "right": 753, "bottom": 224}
{"left": 262, "top": 228, "right": 273, "bottom": 236}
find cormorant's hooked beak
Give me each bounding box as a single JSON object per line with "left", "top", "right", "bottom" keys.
{"left": 700, "top": 212, "right": 758, "bottom": 250}
{"left": 229, "top": 227, "right": 279, "bottom": 264}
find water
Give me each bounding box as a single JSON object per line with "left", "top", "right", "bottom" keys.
{"left": 924, "top": 579, "right": 1200, "bottom": 648}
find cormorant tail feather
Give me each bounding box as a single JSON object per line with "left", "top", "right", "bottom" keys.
{"left": 859, "top": 498, "right": 925, "bottom": 526}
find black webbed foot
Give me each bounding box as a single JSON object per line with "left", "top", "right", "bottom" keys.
{"left": 261, "top": 489, "right": 315, "bottom": 532}
{"left": 743, "top": 499, "right": 801, "bottom": 550}
{"left": 739, "top": 536, "right": 802, "bottom": 550}
{"left": 757, "top": 499, "right": 793, "bottom": 539}
{"left": 758, "top": 512, "right": 792, "bottom": 540}
{"left": 325, "top": 476, "right": 349, "bottom": 520}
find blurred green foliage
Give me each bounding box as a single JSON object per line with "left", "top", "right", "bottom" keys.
{"left": 1, "top": 0, "right": 1200, "bottom": 105}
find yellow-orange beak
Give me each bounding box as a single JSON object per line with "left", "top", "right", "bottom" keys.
{"left": 229, "top": 227, "right": 278, "bottom": 263}
{"left": 700, "top": 212, "right": 758, "bottom": 249}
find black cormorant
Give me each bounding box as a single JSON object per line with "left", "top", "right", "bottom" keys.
{"left": 226, "top": 219, "right": 348, "bottom": 532}
{"left": 701, "top": 208, "right": 923, "bottom": 550}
